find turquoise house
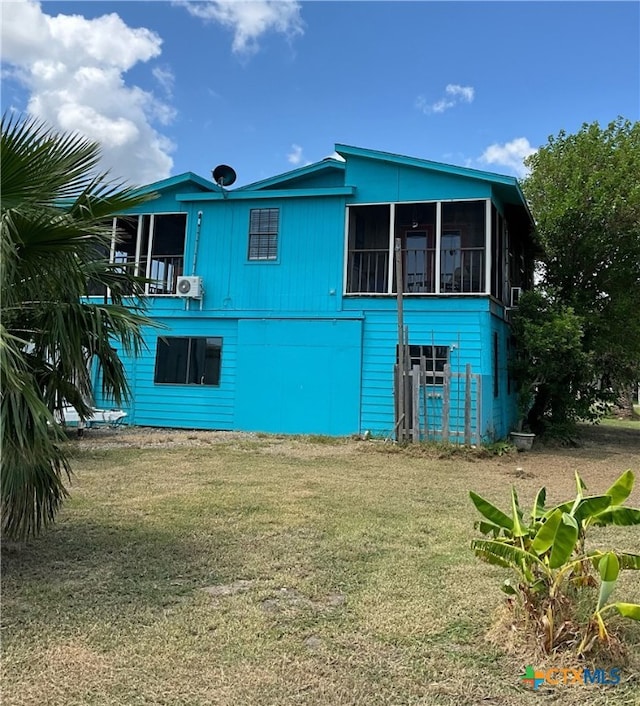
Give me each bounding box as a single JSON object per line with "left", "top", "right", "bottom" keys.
{"left": 91, "top": 145, "right": 536, "bottom": 441}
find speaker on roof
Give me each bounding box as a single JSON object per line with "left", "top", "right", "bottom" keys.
{"left": 212, "top": 164, "right": 237, "bottom": 187}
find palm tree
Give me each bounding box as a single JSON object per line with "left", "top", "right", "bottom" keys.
{"left": 1, "top": 113, "right": 156, "bottom": 540}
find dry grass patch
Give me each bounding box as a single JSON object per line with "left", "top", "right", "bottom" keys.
{"left": 2, "top": 424, "right": 639, "bottom": 705}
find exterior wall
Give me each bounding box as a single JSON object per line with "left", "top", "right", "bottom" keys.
{"left": 95, "top": 317, "right": 238, "bottom": 430}
{"left": 342, "top": 297, "right": 492, "bottom": 438}
{"left": 95, "top": 315, "right": 362, "bottom": 435}
{"left": 90, "top": 153, "right": 530, "bottom": 440}
{"left": 489, "top": 308, "right": 519, "bottom": 439}
{"left": 184, "top": 196, "right": 347, "bottom": 314}
{"left": 235, "top": 317, "right": 363, "bottom": 435}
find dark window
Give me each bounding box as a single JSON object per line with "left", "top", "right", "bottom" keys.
{"left": 440, "top": 200, "right": 486, "bottom": 293}
{"left": 248, "top": 208, "right": 279, "bottom": 260}
{"left": 346, "top": 204, "right": 390, "bottom": 293}
{"left": 154, "top": 337, "right": 222, "bottom": 386}
{"left": 113, "top": 213, "right": 186, "bottom": 294}
{"left": 397, "top": 344, "right": 449, "bottom": 385}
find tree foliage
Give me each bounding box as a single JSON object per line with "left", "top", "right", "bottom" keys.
{"left": 517, "top": 117, "right": 640, "bottom": 434}
{"left": 1, "top": 113, "right": 155, "bottom": 540}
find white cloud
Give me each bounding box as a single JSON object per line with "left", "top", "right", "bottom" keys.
{"left": 480, "top": 137, "right": 537, "bottom": 178}
{"left": 177, "top": 0, "right": 304, "bottom": 56}
{"left": 285, "top": 143, "right": 313, "bottom": 167}
{"left": 416, "top": 83, "right": 475, "bottom": 115}
{"left": 152, "top": 66, "right": 175, "bottom": 98}
{"left": 287, "top": 143, "right": 304, "bottom": 165}
{"left": 0, "top": 0, "right": 174, "bottom": 184}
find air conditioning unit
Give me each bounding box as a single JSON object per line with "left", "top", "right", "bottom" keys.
{"left": 510, "top": 286, "right": 522, "bottom": 308}
{"left": 176, "top": 275, "right": 203, "bottom": 298}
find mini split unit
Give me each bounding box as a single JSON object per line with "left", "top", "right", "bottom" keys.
{"left": 176, "top": 276, "right": 203, "bottom": 298}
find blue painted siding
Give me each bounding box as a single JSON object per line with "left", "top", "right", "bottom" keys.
{"left": 262, "top": 169, "right": 345, "bottom": 190}
{"left": 352, "top": 298, "right": 490, "bottom": 437}
{"left": 235, "top": 318, "right": 362, "bottom": 435}
{"left": 345, "top": 156, "right": 492, "bottom": 204}
{"left": 488, "top": 312, "right": 519, "bottom": 439}
{"left": 94, "top": 318, "right": 238, "bottom": 430}
{"left": 186, "top": 196, "right": 346, "bottom": 313}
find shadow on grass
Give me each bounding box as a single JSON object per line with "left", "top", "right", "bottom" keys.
{"left": 1, "top": 517, "right": 241, "bottom": 634}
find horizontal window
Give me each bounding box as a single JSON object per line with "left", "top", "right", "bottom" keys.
{"left": 154, "top": 336, "right": 222, "bottom": 386}
{"left": 248, "top": 208, "right": 279, "bottom": 260}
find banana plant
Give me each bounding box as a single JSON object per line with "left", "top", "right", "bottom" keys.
{"left": 577, "top": 550, "right": 640, "bottom": 654}
{"left": 470, "top": 470, "right": 640, "bottom": 654}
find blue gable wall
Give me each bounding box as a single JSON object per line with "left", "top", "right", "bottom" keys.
{"left": 344, "top": 156, "right": 492, "bottom": 204}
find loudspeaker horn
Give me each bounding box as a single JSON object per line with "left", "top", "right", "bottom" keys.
{"left": 212, "top": 164, "right": 237, "bottom": 187}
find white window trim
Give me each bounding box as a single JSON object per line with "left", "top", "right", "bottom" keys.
{"left": 484, "top": 198, "right": 492, "bottom": 296}
{"left": 387, "top": 203, "right": 395, "bottom": 292}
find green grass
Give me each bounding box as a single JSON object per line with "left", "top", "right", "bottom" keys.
{"left": 2, "top": 432, "right": 639, "bottom": 705}
{"left": 600, "top": 413, "right": 640, "bottom": 430}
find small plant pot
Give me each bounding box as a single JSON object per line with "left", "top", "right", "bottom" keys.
{"left": 510, "top": 431, "right": 536, "bottom": 451}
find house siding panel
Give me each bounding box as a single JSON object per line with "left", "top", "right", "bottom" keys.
{"left": 356, "top": 299, "right": 488, "bottom": 437}
{"left": 235, "top": 318, "right": 362, "bottom": 435}
{"left": 189, "top": 197, "right": 346, "bottom": 313}
{"left": 94, "top": 318, "right": 238, "bottom": 430}
{"left": 344, "top": 157, "right": 492, "bottom": 204}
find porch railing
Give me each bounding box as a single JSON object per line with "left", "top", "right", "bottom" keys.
{"left": 347, "top": 249, "right": 389, "bottom": 293}
{"left": 440, "top": 248, "right": 484, "bottom": 293}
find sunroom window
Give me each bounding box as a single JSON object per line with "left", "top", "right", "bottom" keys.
{"left": 112, "top": 213, "right": 186, "bottom": 295}
{"left": 440, "top": 201, "right": 485, "bottom": 293}
{"left": 345, "top": 200, "right": 486, "bottom": 295}
{"left": 346, "top": 205, "right": 390, "bottom": 293}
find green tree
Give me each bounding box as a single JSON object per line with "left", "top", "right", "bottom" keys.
{"left": 1, "top": 114, "right": 154, "bottom": 540}
{"left": 518, "top": 117, "right": 640, "bottom": 434}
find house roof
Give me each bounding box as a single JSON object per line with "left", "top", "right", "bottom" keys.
{"left": 144, "top": 146, "right": 532, "bottom": 226}
{"left": 132, "top": 171, "right": 218, "bottom": 196}
{"left": 334, "top": 143, "right": 529, "bottom": 207}
{"left": 234, "top": 158, "right": 346, "bottom": 191}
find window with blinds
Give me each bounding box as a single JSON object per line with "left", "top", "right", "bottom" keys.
{"left": 248, "top": 208, "right": 279, "bottom": 261}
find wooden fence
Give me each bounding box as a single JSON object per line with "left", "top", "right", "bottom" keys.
{"left": 394, "top": 362, "right": 481, "bottom": 444}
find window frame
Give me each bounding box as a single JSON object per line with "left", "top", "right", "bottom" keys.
{"left": 345, "top": 198, "right": 490, "bottom": 296}
{"left": 108, "top": 212, "right": 188, "bottom": 296}
{"left": 247, "top": 207, "right": 280, "bottom": 262}
{"left": 397, "top": 344, "right": 450, "bottom": 385}
{"left": 154, "top": 336, "right": 223, "bottom": 387}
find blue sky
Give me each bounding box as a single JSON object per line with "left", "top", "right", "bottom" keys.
{"left": 2, "top": 1, "right": 638, "bottom": 187}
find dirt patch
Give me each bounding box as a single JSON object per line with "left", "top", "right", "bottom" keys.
{"left": 68, "top": 425, "right": 260, "bottom": 451}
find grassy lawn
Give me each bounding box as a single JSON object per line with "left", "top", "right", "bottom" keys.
{"left": 2, "top": 427, "right": 639, "bottom": 705}
{"left": 600, "top": 408, "right": 640, "bottom": 430}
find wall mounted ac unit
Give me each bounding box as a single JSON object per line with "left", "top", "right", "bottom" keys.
{"left": 510, "top": 286, "right": 522, "bottom": 308}
{"left": 176, "top": 275, "right": 203, "bottom": 298}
